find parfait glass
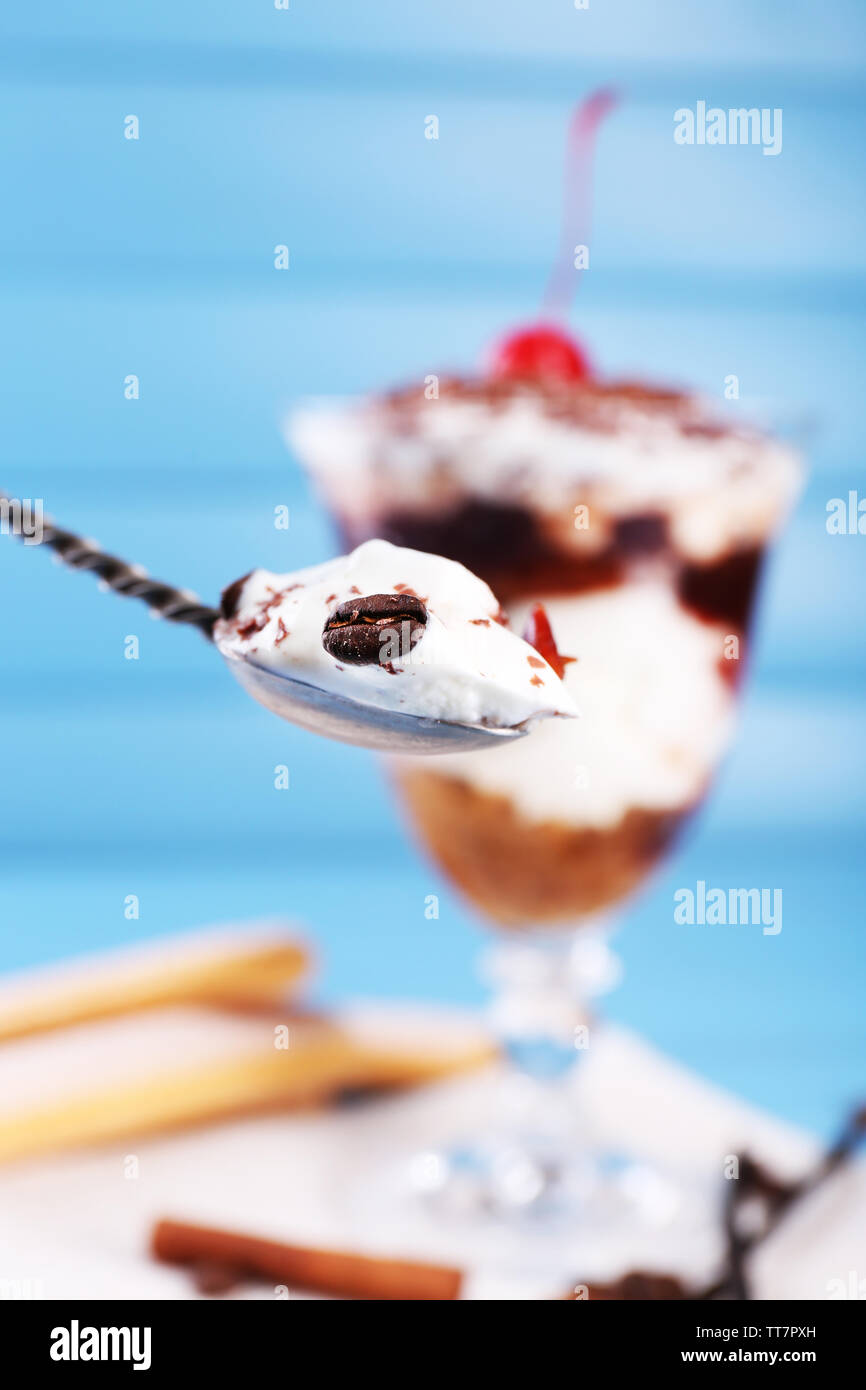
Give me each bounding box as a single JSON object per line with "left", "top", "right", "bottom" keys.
{"left": 288, "top": 379, "right": 803, "bottom": 1260}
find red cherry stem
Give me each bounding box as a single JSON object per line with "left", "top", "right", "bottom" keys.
{"left": 541, "top": 88, "right": 620, "bottom": 320}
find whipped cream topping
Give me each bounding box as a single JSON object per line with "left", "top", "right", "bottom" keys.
{"left": 214, "top": 540, "right": 577, "bottom": 729}
{"left": 289, "top": 387, "right": 801, "bottom": 565}
{"left": 401, "top": 582, "right": 735, "bottom": 830}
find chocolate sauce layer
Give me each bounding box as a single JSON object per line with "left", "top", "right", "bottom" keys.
{"left": 340, "top": 500, "right": 765, "bottom": 630}
{"left": 678, "top": 546, "right": 765, "bottom": 630}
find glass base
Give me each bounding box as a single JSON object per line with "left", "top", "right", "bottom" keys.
{"left": 352, "top": 1087, "right": 720, "bottom": 1297}
{"left": 348, "top": 928, "right": 721, "bottom": 1293}
{"left": 408, "top": 1133, "right": 682, "bottom": 1228}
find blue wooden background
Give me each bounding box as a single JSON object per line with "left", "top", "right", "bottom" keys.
{"left": 1, "top": 1, "right": 864, "bottom": 1138}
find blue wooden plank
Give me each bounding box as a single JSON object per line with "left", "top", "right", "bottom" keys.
{"left": 0, "top": 286, "right": 863, "bottom": 472}
{"left": 1, "top": 86, "right": 864, "bottom": 276}
{"left": 1, "top": 2, "right": 865, "bottom": 75}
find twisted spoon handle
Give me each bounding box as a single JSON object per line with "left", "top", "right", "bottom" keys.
{"left": 2, "top": 496, "right": 219, "bottom": 639}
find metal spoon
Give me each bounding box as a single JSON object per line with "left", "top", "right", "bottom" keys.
{"left": 2, "top": 498, "right": 529, "bottom": 753}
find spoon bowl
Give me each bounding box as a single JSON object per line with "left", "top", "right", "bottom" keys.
{"left": 217, "top": 646, "right": 532, "bottom": 753}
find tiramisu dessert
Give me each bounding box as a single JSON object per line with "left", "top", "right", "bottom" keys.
{"left": 214, "top": 538, "right": 577, "bottom": 732}
{"left": 288, "top": 329, "right": 801, "bottom": 926}
{"left": 291, "top": 361, "right": 799, "bottom": 629}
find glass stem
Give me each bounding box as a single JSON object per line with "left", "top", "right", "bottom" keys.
{"left": 482, "top": 921, "right": 622, "bottom": 1081}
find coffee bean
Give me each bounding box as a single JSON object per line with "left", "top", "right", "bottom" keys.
{"left": 322, "top": 592, "right": 428, "bottom": 666}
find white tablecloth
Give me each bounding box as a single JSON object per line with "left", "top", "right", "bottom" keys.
{"left": 0, "top": 1016, "right": 861, "bottom": 1300}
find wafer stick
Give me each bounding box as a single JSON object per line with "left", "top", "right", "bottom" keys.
{"left": 0, "top": 925, "right": 310, "bottom": 1043}
{"left": 153, "top": 1219, "right": 463, "bottom": 1300}
{"left": 0, "top": 1007, "right": 496, "bottom": 1163}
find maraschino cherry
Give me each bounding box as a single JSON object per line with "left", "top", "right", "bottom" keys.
{"left": 488, "top": 88, "right": 619, "bottom": 385}
{"left": 489, "top": 323, "right": 590, "bottom": 383}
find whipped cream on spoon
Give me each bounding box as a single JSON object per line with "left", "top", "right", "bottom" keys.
{"left": 213, "top": 541, "right": 577, "bottom": 750}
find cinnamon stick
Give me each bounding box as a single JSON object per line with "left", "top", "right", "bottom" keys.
{"left": 153, "top": 1219, "right": 462, "bottom": 1301}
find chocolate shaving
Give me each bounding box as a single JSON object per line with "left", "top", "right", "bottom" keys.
{"left": 225, "top": 579, "right": 302, "bottom": 637}
{"left": 219, "top": 572, "right": 252, "bottom": 621}
{"left": 564, "top": 1101, "right": 866, "bottom": 1302}
{"left": 566, "top": 1271, "right": 689, "bottom": 1301}
{"left": 378, "top": 373, "right": 739, "bottom": 444}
